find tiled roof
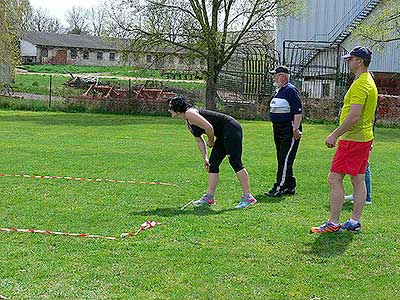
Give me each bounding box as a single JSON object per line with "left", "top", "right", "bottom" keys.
{"left": 21, "top": 31, "right": 125, "bottom": 51}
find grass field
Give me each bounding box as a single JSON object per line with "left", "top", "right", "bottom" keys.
{"left": 19, "top": 65, "right": 204, "bottom": 80}
{"left": 19, "top": 65, "right": 165, "bottom": 78}
{"left": 0, "top": 110, "right": 399, "bottom": 299}
{"left": 13, "top": 73, "right": 205, "bottom": 98}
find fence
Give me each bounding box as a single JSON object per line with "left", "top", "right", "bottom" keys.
{"left": 0, "top": 74, "right": 205, "bottom": 115}
{"left": 1, "top": 72, "right": 399, "bottom": 126}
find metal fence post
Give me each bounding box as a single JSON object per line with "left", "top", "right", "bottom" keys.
{"left": 128, "top": 79, "right": 131, "bottom": 100}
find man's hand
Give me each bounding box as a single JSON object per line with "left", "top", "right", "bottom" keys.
{"left": 206, "top": 138, "right": 215, "bottom": 148}
{"left": 204, "top": 158, "right": 210, "bottom": 171}
{"left": 325, "top": 134, "right": 337, "bottom": 148}
{"left": 293, "top": 128, "right": 302, "bottom": 140}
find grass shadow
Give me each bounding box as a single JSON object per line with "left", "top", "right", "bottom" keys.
{"left": 130, "top": 206, "right": 238, "bottom": 217}
{"left": 254, "top": 193, "right": 292, "bottom": 204}
{"left": 301, "top": 232, "right": 355, "bottom": 258}
{"left": 0, "top": 113, "right": 174, "bottom": 127}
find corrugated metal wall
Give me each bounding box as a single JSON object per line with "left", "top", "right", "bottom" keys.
{"left": 276, "top": 0, "right": 360, "bottom": 51}
{"left": 276, "top": 0, "right": 400, "bottom": 73}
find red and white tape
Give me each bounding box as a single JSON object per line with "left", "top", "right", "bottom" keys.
{"left": 120, "top": 221, "right": 162, "bottom": 237}
{"left": 0, "top": 221, "right": 162, "bottom": 241}
{"left": 0, "top": 227, "right": 117, "bottom": 240}
{"left": 0, "top": 173, "right": 176, "bottom": 186}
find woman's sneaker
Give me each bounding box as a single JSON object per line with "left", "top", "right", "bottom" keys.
{"left": 344, "top": 195, "right": 372, "bottom": 205}
{"left": 344, "top": 194, "right": 354, "bottom": 202}
{"left": 310, "top": 221, "right": 342, "bottom": 234}
{"left": 341, "top": 219, "right": 362, "bottom": 233}
{"left": 235, "top": 195, "right": 257, "bottom": 209}
{"left": 192, "top": 194, "right": 215, "bottom": 206}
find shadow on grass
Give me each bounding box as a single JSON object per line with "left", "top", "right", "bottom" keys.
{"left": 0, "top": 114, "right": 174, "bottom": 127}
{"left": 301, "top": 232, "right": 354, "bottom": 258}
{"left": 130, "top": 206, "right": 238, "bottom": 217}
{"left": 254, "top": 193, "right": 292, "bottom": 204}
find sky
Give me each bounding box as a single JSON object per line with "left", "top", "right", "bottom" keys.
{"left": 29, "top": 0, "right": 102, "bottom": 26}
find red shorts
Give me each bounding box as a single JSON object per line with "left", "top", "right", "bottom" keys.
{"left": 331, "top": 140, "right": 372, "bottom": 176}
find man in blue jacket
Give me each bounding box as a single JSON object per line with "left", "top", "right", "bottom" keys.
{"left": 265, "top": 66, "right": 303, "bottom": 197}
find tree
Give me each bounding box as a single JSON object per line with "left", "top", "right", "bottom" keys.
{"left": 352, "top": 0, "right": 400, "bottom": 49}
{"left": 31, "top": 7, "right": 65, "bottom": 33}
{"left": 0, "top": 0, "right": 29, "bottom": 82}
{"left": 66, "top": 6, "right": 90, "bottom": 34}
{"left": 19, "top": 0, "right": 33, "bottom": 32}
{"left": 108, "top": 0, "right": 302, "bottom": 110}
{"left": 89, "top": 2, "right": 109, "bottom": 36}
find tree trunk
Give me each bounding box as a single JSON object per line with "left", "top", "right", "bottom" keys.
{"left": 206, "top": 55, "right": 218, "bottom": 110}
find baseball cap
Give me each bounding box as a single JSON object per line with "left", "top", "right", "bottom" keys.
{"left": 342, "top": 46, "right": 372, "bottom": 60}
{"left": 269, "top": 65, "right": 290, "bottom": 74}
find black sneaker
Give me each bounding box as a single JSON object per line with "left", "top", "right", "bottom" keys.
{"left": 281, "top": 187, "right": 296, "bottom": 195}
{"left": 264, "top": 187, "right": 281, "bottom": 197}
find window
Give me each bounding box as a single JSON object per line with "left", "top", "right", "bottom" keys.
{"left": 97, "top": 52, "right": 103, "bottom": 60}
{"left": 41, "top": 48, "right": 48, "bottom": 58}
{"left": 322, "top": 83, "right": 330, "bottom": 97}
{"left": 70, "top": 49, "right": 77, "bottom": 59}
{"left": 83, "top": 50, "right": 89, "bottom": 60}
{"left": 146, "top": 55, "right": 152, "bottom": 63}
{"left": 109, "top": 52, "right": 115, "bottom": 61}
{"left": 155, "top": 56, "right": 164, "bottom": 68}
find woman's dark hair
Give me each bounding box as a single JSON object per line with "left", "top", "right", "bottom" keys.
{"left": 168, "top": 96, "right": 192, "bottom": 113}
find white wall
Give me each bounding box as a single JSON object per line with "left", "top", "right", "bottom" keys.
{"left": 20, "top": 40, "right": 37, "bottom": 57}
{"left": 276, "top": 0, "right": 400, "bottom": 73}
{"left": 303, "top": 80, "right": 336, "bottom": 99}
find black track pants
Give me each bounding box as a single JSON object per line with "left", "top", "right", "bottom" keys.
{"left": 272, "top": 122, "right": 301, "bottom": 191}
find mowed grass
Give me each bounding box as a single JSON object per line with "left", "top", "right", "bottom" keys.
{"left": 0, "top": 110, "right": 399, "bottom": 300}
{"left": 20, "top": 65, "right": 169, "bottom": 79}
{"left": 13, "top": 73, "right": 205, "bottom": 97}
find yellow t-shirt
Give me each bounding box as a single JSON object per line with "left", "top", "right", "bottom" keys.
{"left": 340, "top": 72, "right": 378, "bottom": 142}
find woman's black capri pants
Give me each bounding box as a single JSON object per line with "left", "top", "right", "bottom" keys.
{"left": 208, "top": 121, "right": 244, "bottom": 173}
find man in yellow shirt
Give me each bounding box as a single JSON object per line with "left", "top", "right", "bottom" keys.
{"left": 311, "top": 46, "right": 378, "bottom": 233}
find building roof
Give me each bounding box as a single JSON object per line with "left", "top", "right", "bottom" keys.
{"left": 21, "top": 31, "right": 124, "bottom": 51}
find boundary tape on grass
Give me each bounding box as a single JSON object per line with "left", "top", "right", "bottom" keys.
{"left": 0, "top": 173, "right": 176, "bottom": 187}
{"left": 0, "top": 221, "right": 162, "bottom": 240}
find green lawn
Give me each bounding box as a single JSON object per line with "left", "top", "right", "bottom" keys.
{"left": 0, "top": 110, "right": 399, "bottom": 299}
{"left": 19, "top": 65, "right": 205, "bottom": 80}
{"left": 19, "top": 65, "right": 165, "bottom": 78}
{"left": 13, "top": 73, "right": 205, "bottom": 97}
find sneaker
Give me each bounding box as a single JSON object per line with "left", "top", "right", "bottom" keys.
{"left": 341, "top": 219, "right": 362, "bottom": 233}
{"left": 344, "top": 194, "right": 354, "bottom": 201}
{"left": 310, "top": 221, "right": 342, "bottom": 234}
{"left": 235, "top": 195, "right": 257, "bottom": 209}
{"left": 192, "top": 194, "right": 215, "bottom": 206}
{"left": 281, "top": 187, "right": 296, "bottom": 195}
{"left": 264, "top": 186, "right": 295, "bottom": 197}
{"left": 344, "top": 196, "right": 372, "bottom": 205}
{"left": 264, "top": 186, "right": 281, "bottom": 197}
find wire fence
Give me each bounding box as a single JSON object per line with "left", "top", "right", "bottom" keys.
{"left": 0, "top": 74, "right": 207, "bottom": 115}
{"left": 0, "top": 73, "right": 399, "bottom": 126}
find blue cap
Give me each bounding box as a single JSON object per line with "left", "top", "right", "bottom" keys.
{"left": 342, "top": 46, "right": 372, "bottom": 60}
{"left": 269, "top": 65, "right": 290, "bottom": 74}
